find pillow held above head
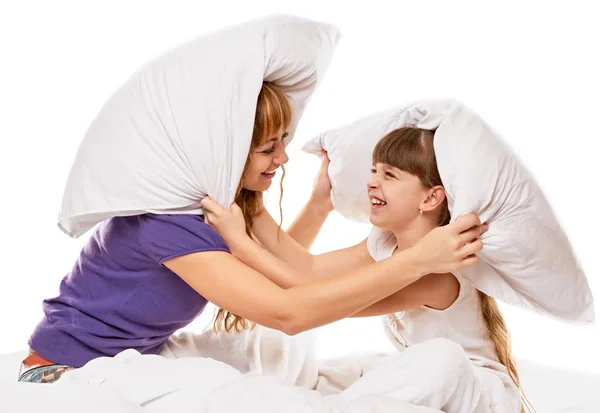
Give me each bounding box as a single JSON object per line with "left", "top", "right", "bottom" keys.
{"left": 58, "top": 14, "right": 340, "bottom": 239}
{"left": 303, "top": 99, "right": 594, "bottom": 324}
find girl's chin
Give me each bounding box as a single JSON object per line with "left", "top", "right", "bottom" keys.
{"left": 369, "top": 215, "right": 397, "bottom": 232}
{"left": 369, "top": 215, "right": 385, "bottom": 227}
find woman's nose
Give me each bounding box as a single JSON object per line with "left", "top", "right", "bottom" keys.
{"left": 275, "top": 146, "right": 289, "bottom": 165}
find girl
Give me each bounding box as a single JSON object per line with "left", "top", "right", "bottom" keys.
{"left": 20, "top": 86, "right": 486, "bottom": 384}
{"left": 202, "top": 126, "right": 530, "bottom": 413}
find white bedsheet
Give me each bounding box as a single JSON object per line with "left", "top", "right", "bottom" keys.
{"left": 1, "top": 328, "right": 598, "bottom": 413}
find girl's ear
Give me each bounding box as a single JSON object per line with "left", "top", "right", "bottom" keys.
{"left": 420, "top": 186, "right": 446, "bottom": 213}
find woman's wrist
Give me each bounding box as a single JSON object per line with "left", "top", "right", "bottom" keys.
{"left": 394, "top": 245, "right": 429, "bottom": 279}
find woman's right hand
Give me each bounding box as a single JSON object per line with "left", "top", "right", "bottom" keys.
{"left": 411, "top": 213, "right": 488, "bottom": 275}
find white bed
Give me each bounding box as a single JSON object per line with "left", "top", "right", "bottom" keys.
{"left": 1, "top": 349, "right": 598, "bottom": 413}
{"left": 0, "top": 351, "right": 25, "bottom": 382}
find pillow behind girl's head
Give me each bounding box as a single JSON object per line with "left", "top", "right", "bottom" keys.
{"left": 303, "top": 99, "right": 594, "bottom": 324}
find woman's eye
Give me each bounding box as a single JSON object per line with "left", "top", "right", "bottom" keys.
{"left": 262, "top": 148, "right": 275, "bottom": 154}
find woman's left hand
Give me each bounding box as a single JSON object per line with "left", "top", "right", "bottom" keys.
{"left": 200, "top": 196, "right": 248, "bottom": 245}
{"left": 309, "top": 150, "right": 334, "bottom": 213}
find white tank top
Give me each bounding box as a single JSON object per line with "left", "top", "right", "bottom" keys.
{"left": 368, "top": 231, "right": 519, "bottom": 397}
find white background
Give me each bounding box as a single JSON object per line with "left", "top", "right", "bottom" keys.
{"left": 1, "top": 0, "right": 598, "bottom": 377}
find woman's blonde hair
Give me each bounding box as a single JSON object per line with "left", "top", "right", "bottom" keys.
{"left": 373, "top": 126, "right": 534, "bottom": 413}
{"left": 213, "top": 81, "right": 293, "bottom": 334}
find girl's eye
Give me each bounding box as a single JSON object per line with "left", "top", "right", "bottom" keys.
{"left": 370, "top": 168, "right": 376, "bottom": 174}
{"left": 386, "top": 172, "right": 395, "bottom": 178}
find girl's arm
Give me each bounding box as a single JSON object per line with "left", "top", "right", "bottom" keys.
{"left": 172, "top": 197, "right": 483, "bottom": 335}
{"left": 284, "top": 201, "right": 331, "bottom": 250}
{"left": 252, "top": 152, "right": 373, "bottom": 279}
{"left": 283, "top": 152, "right": 333, "bottom": 250}
{"left": 250, "top": 209, "right": 373, "bottom": 282}
{"left": 164, "top": 242, "right": 424, "bottom": 336}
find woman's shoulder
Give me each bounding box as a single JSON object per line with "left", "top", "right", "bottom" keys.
{"left": 103, "top": 214, "right": 230, "bottom": 261}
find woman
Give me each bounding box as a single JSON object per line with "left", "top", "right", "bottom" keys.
{"left": 202, "top": 126, "right": 531, "bottom": 413}
{"left": 20, "top": 84, "right": 485, "bottom": 384}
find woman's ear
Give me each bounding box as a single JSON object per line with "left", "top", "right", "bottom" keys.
{"left": 421, "top": 186, "right": 446, "bottom": 213}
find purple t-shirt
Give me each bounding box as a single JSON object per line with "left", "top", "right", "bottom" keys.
{"left": 29, "top": 214, "right": 229, "bottom": 368}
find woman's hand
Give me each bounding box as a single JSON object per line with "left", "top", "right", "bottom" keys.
{"left": 308, "top": 150, "right": 334, "bottom": 213}
{"left": 200, "top": 197, "right": 249, "bottom": 248}
{"left": 411, "top": 213, "right": 488, "bottom": 275}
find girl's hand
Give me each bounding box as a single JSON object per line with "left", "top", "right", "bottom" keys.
{"left": 309, "top": 150, "right": 334, "bottom": 213}
{"left": 200, "top": 197, "right": 248, "bottom": 246}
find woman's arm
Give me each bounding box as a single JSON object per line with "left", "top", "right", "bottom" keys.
{"left": 228, "top": 230, "right": 460, "bottom": 317}
{"left": 163, "top": 244, "right": 424, "bottom": 336}
{"left": 350, "top": 272, "right": 461, "bottom": 317}
{"left": 188, "top": 197, "right": 483, "bottom": 334}
{"left": 238, "top": 230, "right": 459, "bottom": 317}
{"left": 203, "top": 196, "right": 486, "bottom": 283}
{"left": 165, "top": 216, "right": 479, "bottom": 335}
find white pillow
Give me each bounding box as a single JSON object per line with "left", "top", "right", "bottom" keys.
{"left": 302, "top": 99, "right": 449, "bottom": 222}
{"left": 58, "top": 15, "right": 340, "bottom": 238}
{"left": 303, "top": 99, "right": 594, "bottom": 324}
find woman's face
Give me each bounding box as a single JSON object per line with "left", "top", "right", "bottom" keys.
{"left": 367, "top": 162, "right": 428, "bottom": 231}
{"left": 241, "top": 130, "right": 289, "bottom": 192}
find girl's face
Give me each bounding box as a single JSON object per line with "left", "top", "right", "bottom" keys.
{"left": 241, "top": 130, "right": 289, "bottom": 192}
{"left": 367, "top": 162, "right": 429, "bottom": 232}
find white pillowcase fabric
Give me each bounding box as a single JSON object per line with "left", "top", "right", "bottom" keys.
{"left": 303, "top": 99, "right": 594, "bottom": 324}
{"left": 58, "top": 14, "right": 340, "bottom": 239}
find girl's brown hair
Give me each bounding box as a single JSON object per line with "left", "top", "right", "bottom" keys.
{"left": 213, "top": 81, "right": 292, "bottom": 334}
{"left": 373, "top": 126, "right": 533, "bottom": 413}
